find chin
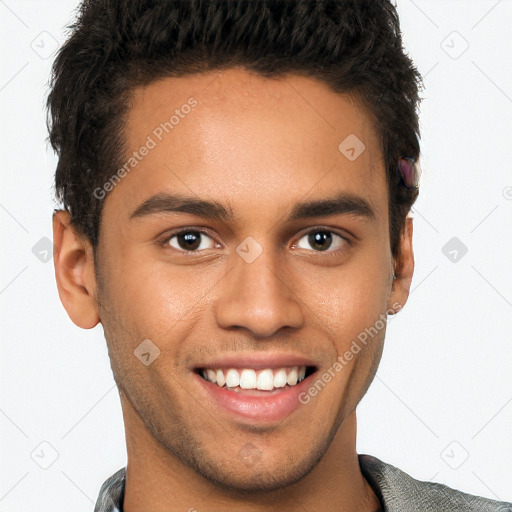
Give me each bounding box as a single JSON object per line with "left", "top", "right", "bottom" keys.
{"left": 199, "top": 463, "right": 314, "bottom": 494}
{"left": 183, "top": 441, "right": 327, "bottom": 495}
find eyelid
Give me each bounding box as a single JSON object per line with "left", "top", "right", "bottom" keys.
{"left": 293, "top": 225, "right": 353, "bottom": 244}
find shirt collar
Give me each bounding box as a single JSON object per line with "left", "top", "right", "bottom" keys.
{"left": 93, "top": 467, "right": 125, "bottom": 512}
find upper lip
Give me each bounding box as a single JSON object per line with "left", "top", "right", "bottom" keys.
{"left": 193, "top": 352, "right": 320, "bottom": 371}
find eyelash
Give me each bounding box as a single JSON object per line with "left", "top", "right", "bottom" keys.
{"left": 156, "top": 226, "right": 352, "bottom": 256}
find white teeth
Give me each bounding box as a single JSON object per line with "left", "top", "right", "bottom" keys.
{"left": 225, "top": 369, "right": 240, "bottom": 388}
{"left": 206, "top": 369, "right": 217, "bottom": 384}
{"left": 239, "top": 369, "right": 257, "bottom": 389}
{"left": 273, "top": 368, "right": 287, "bottom": 388}
{"left": 287, "top": 366, "right": 298, "bottom": 386}
{"left": 201, "top": 366, "right": 310, "bottom": 391}
{"left": 216, "top": 369, "right": 226, "bottom": 387}
{"left": 256, "top": 369, "right": 274, "bottom": 390}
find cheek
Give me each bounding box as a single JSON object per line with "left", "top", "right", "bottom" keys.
{"left": 294, "top": 255, "right": 391, "bottom": 345}
{"left": 109, "top": 255, "right": 221, "bottom": 341}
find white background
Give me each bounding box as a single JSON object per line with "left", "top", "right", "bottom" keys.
{"left": 0, "top": 0, "right": 511, "bottom": 509}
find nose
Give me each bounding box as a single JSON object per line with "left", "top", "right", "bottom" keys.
{"left": 214, "top": 247, "right": 305, "bottom": 338}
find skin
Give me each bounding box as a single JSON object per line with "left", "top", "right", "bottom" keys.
{"left": 53, "top": 68, "right": 414, "bottom": 511}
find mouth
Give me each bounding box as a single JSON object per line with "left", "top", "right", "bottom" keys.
{"left": 192, "top": 357, "right": 319, "bottom": 422}
{"left": 195, "top": 365, "right": 317, "bottom": 394}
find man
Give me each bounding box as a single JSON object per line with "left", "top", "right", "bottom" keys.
{"left": 48, "top": 0, "right": 511, "bottom": 510}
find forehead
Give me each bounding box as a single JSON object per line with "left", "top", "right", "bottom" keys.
{"left": 105, "top": 68, "right": 387, "bottom": 227}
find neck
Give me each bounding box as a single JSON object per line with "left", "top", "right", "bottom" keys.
{"left": 121, "top": 393, "right": 381, "bottom": 512}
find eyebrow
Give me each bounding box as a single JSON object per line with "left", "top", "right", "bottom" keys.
{"left": 129, "top": 191, "right": 376, "bottom": 223}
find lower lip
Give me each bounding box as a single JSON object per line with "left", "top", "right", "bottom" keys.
{"left": 194, "top": 372, "right": 315, "bottom": 423}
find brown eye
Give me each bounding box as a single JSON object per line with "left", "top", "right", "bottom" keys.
{"left": 296, "top": 229, "right": 349, "bottom": 253}
{"left": 164, "top": 230, "right": 217, "bottom": 252}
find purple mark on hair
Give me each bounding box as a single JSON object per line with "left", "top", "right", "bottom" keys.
{"left": 397, "top": 157, "right": 418, "bottom": 189}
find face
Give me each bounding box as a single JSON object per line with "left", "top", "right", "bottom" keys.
{"left": 56, "top": 68, "right": 413, "bottom": 493}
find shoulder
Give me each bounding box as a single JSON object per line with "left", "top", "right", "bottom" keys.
{"left": 358, "top": 454, "right": 512, "bottom": 512}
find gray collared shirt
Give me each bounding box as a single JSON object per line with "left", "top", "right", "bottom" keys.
{"left": 94, "top": 454, "right": 512, "bottom": 511}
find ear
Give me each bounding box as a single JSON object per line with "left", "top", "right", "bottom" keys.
{"left": 388, "top": 216, "right": 414, "bottom": 314}
{"left": 52, "top": 210, "right": 100, "bottom": 329}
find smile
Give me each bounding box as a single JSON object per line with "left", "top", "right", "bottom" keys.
{"left": 193, "top": 355, "right": 319, "bottom": 422}
{"left": 199, "top": 366, "right": 311, "bottom": 392}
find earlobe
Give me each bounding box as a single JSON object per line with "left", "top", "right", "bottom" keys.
{"left": 388, "top": 216, "right": 414, "bottom": 314}
{"left": 52, "top": 210, "right": 100, "bottom": 329}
